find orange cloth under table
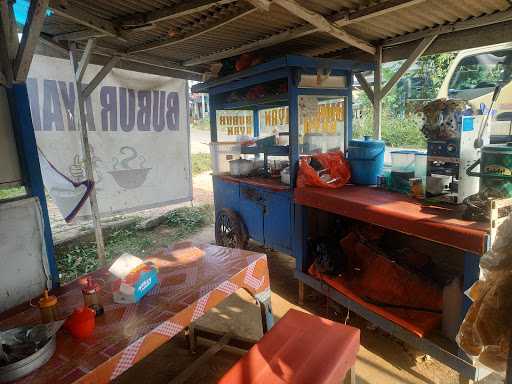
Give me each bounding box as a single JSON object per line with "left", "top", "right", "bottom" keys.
{"left": 294, "top": 185, "right": 488, "bottom": 255}
{"left": 219, "top": 309, "right": 360, "bottom": 384}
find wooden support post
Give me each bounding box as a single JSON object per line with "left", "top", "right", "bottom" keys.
{"left": 354, "top": 72, "right": 373, "bottom": 104}
{"left": 381, "top": 35, "right": 438, "bottom": 97}
{"left": 373, "top": 45, "right": 382, "bottom": 139}
{"left": 298, "top": 279, "right": 305, "bottom": 306}
{"left": 0, "top": 0, "right": 17, "bottom": 86}
{"left": 343, "top": 366, "right": 356, "bottom": 384}
{"left": 14, "top": 0, "right": 49, "bottom": 82}
{"left": 0, "top": 11, "right": 13, "bottom": 86}
{"left": 76, "top": 38, "right": 95, "bottom": 83}
{"left": 69, "top": 43, "right": 106, "bottom": 266}
{"left": 82, "top": 55, "right": 120, "bottom": 98}
{"left": 169, "top": 332, "right": 232, "bottom": 384}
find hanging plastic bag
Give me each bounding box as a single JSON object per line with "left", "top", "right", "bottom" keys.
{"left": 457, "top": 213, "right": 512, "bottom": 373}
{"left": 297, "top": 151, "right": 351, "bottom": 189}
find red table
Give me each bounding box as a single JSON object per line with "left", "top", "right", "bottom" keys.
{"left": 0, "top": 243, "right": 272, "bottom": 384}
{"left": 294, "top": 185, "right": 489, "bottom": 255}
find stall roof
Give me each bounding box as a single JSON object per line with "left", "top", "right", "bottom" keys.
{"left": 38, "top": 0, "right": 512, "bottom": 80}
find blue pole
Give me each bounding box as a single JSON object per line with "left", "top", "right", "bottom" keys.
{"left": 253, "top": 109, "right": 259, "bottom": 138}
{"left": 6, "top": 83, "right": 59, "bottom": 287}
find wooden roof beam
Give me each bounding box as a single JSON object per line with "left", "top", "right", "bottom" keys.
{"left": 335, "top": 0, "right": 427, "bottom": 26}
{"left": 14, "top": 0, "right": 49, "bottom": 82}
{"left": 48, "top": 0, "right": 126, "bottom": 41}
{"left": 54, "top": 30, "right": 107, "bottom": 41}
{"left": 270, "top": 0, "right": 375, "bottom": 54}
{"left": 384, "top": 7, "right": 512, "bottom": 47}
{"left": 126, "top": 7, "right": 258, "bottom": 54}
{"left": 184, "top": 24, "right": 314, "bottom": 66}
{"left": 381, "top": 34, "right": 437, "bottom": 97}
{"left": 184, "top": 0, "right": 426, "bottom": 66}
{"left": 118, "top": 0, "right": 238, "bottom": 27}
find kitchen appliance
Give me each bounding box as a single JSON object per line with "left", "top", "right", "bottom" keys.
{"left": 467, "top": 142, "right": 512, "bottom": 198}
{"left": 426, "top": 115, "right": 490, "bottom": 203}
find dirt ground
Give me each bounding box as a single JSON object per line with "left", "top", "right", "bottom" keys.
{"left": 112, "top": 224, "right": 501, "bottom": 384}
{"left": 50, "top": 169, "right": 501, "bottom": 383}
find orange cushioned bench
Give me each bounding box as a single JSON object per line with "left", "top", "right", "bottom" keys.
{"left": 219, "top": 309, "right": 360, "bottom": 384}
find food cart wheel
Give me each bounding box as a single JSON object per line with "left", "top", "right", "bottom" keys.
{"left": 215, "top": 208, "right": 248, "bottom": 249}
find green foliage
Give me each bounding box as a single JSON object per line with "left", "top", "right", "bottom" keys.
{"left": 166, "top": 205, "right": 213, "bottom": 231}
{"left": 353, "top": 52, "right": 457, "bottom": 148}
{"left": 0, "top": 186, "right": 26, "bottom": 200}
{"left": 415, "top": 53, "right": 457, "bottom": 98}
{"left": 191, "top": 153, "right": 212, "bottom": 175}
{"left": 56, "top": 205, "right": 214, "bottom": 283}
{"left": 353, "top": 111, "right": 426, "bottom": 148}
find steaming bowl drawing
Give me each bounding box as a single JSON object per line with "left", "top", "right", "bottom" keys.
{"left": 108, "top": 168, "right": 151, "bottom": 189}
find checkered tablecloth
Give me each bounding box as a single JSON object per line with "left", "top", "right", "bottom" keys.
{"left": 0, "top": 243, "right": 271, "bottom": 383}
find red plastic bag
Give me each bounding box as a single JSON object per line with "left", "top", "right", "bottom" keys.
{"left": 297, "top": 151, "right": 351, "bottom": 189}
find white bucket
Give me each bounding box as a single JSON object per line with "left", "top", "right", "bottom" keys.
{"left": 209, "top": 142, "right": 241, "bottom": 175}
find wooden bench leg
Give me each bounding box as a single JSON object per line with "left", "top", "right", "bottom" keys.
{"left": 458, "top": 375, "right": 474, "bottom": 384}
{"left": 342, "top": 367, "right": 356, "bottom": 384}
{"left": 254, "top": 289, "right": 273, "bottom": 333}
{"left": 185, "top": 326, "right": 197, "bottom": 354}
{"left": 298, "top": 280, "right": 304, "bottom": 306}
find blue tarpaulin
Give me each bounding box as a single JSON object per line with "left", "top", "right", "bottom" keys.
{"left": 13, "top": 0, "right": 52, "bottom": 26}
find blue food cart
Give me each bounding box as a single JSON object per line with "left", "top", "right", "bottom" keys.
{"left": 192, "top": 55, "right": 490, "bottom": 382}
{"left": 192, "top": 55, "right": 370, "bottom": 253}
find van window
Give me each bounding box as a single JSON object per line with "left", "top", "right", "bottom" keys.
{"left": 448, "top": 49, "right": 512, "bottom": 98}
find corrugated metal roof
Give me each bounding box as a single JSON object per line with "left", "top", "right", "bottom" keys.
{"left": 42, "top": 0, "right": 512, "bottom": 79}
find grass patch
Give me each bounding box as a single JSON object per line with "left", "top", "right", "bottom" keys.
{"left": 56, "top": 205, "right": 214, "bottom": 283}
{"left": 0, "top": 186, "right": 26, "bottom": 200}
{"left": 191, "top": 153, "right": 211, "bottom": 176}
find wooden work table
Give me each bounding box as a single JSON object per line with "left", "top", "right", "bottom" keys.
{"left": 294, "top": 185, "right": 489, "bottom": 255}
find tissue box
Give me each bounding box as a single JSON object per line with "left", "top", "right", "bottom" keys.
{"left": 109, "top": 253, "right": 159, "bottom": 304}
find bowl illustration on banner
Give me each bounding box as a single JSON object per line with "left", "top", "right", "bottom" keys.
{"left": 109, "top": 146, "right": 151, "bottom": 189}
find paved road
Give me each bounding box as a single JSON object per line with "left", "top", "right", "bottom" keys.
{"left": 190, "top": 128, "right": 211, "bottom": 154}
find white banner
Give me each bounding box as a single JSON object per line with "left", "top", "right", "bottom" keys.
{"left": 27, "top": 55, "right": 191, "bottom": 219}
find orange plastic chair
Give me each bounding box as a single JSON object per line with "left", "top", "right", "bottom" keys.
{"left": 219, "top": 309, "right": 360, "bottom": 384}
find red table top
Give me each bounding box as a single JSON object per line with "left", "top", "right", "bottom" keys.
{"left": 215, "top": 175, "right": 290, "bottom": 192}
{"left": 294, "top": 186, "right": 489, "bottom": 255}
{"left": 0, "top": 243, "right": 270, "bottom": 384}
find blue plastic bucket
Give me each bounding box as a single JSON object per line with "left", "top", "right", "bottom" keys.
{"left": 347, "top": 136, "right": 385, "bottom": 185}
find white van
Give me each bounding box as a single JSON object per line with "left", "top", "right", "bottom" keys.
{"left": 438, "top": 42, "right": 512, "bottom": 139}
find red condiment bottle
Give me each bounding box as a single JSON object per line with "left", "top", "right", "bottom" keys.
{"left": 81, "top": 277, "right": 104, "bottom": 316}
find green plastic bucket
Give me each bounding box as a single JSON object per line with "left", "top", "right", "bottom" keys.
{"left": 467, "top": 143, "right": 512, "bottom": 197}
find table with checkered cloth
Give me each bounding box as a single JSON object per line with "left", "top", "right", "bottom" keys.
{"left": 0, "top": 243, "right": 272, "bottom": 383}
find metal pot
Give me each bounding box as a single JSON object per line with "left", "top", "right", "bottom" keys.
{"left": 0, "top": 332, "right": 56, "bottom": 383}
